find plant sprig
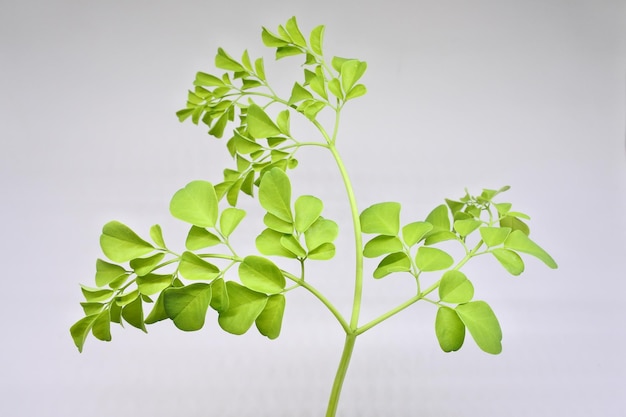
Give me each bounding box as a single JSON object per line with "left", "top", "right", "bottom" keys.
{"left": 71, "top": 17, "right": 557, "bottom": 417}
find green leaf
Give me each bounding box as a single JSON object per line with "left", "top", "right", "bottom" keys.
{"left": 294, "top": 195, "right": 323, "bottom": 233}
{"left": 425, "top": 204, "right": 451, "bottom": 231}
{"left": 239, "top": 255, "right": 285, "bottom": 294}
{"left": 304, "top": 217, "right": 339, "bottom": 250}
{"left": 363, "top": 235, "right": 403, "bottom": 258}
{"left": 241, "top": 50, "right": 252, "bottom": 71}
{"left": 70, "top": 314, "right": 98, "bottom": 352}
{"left": 479, "top": 227, "right": 511, "bottom": 247}
{"left": 345, "top": 84, "right": 367, "bottom": 101}
{"left": 439, "top": 271, "right": 474, "bottom": 303}
{"left": 360, "top": 202, "right": 401, "bottom": 236}
{"left": 115, "top": 289, "right": 139, "bottom": 307}
{"left": 424, "top": 231, "right": 458, "bottom": 245}
{"left": 280, "top": 235, "right": 307, "bottom": 258}
{"left": 309, "top": 25, "right": 325, "bottom": 55}
{"left": 80, "top": 302, "right": 105, "bottom": 315}
{"left": 373, "top": 252, "right": 411, "bottom": 278}
{"left": 218, "top": 281, "right": 268, "bottom": 335}
{"left": 500, "top": 215, "right": 530, "bottom": 235}
{"left": 415, "top": 247, "right": 454, "bottom": 272}
{"left": 164, "top": 283, "right": 212, "bottom": 331}
{"left": 255, "top": 294, "right": 286, "bottom": 339}
{"left": 254, "top": 58, "right": 266, "bottom": 80}
{"left": 307, "top": 242, "right": 336, "bottom": 260}
{"left": 194, "top": 72, "right": 225, "bottom": 87}
{"left": 185, "top": 226, "right": 221, "bottom": 250}
{"left": 170, "top": 181, "right": 218, "bottom": 228}
{"left": 121, "top": 296, "right": 146, "bottom": 332}
{"left": 149, "top": 224, "right": 166, "bottom": 248}
{"left": 276, "top": 46, "right": 302, "bottom": 59}
{"left": 179, "top": 251, "right": 220, "bottom": 281}
{"left": 491, "top": 248, "right": 525, "bottom": 276}
{"left": 453, "top": 220, "right": 482, "bottom": 237}
{"left": 100, "top": 221, "right": 154, "bottom": 263}
{"left": 331, "top": 56, "right": 353, "bottom": 73}
{"left": 220, "top": 208, "right": 246, "bottom": 237}
{"left": 504, "top": 230, "right": 557, "bottom": 268}
{"left": 215, "top": 47, "right": 245, "bottom": 72}
{"left": 144, "top": 291, "right": 168, "bottom": 324}
{"left": 263, "top": 213, "right": 293, "bottom": 234}
{"left": 95, "top": 259, "right": 128, "bottom": 287}
{"left": 402, "top": 222, "right": 433, "bottom": 246}
{"left": 130, "top": 253, "right": 165, "bottom": 277}
{"left": 247, "top": 104, "right": 281, "bottom": 139}
{"left": 288, "top": 82, "right": 314, "bottom": 104}
{"left": 285, "top": 16, "right": 307, "bottom": 47}
{"left": 435, "top": 307, "right": 465, "bottom": 352}
{"left": 256, "top": 228, "right": 298, "bottom": 258}
{"left": 210, "top": 278, "right": 229, "bottom": 313}
{"left": 276, "top": 110, "right": 291, "bottom": 135}
{"left": 91, "top": 310, "right": 111, "bottom": 341}
{"left": 81, "top": 285, "right": 114, "bottom": 302}
{"left": 340, "top": 60, "right": 367, "bottom": 92}
{"left": 259, "top": 168, "right": 292, "bottom": 222}
{"left": 261, "top": 27, "right": 289, "bottom": 47}
{"left": 456, "top": 301, "right": 502, "bottom": 354}
{"left": 137, "top": 273, "right": 172, "bottom": 296}
{"left": 208, "top": 111, "right": 229, "bottom": 138}
{"left": 328, "top": 78, "right": 343, "bottom": 99}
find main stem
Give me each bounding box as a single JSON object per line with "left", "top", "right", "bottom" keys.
{"left": 324, "top": 142, "right": 364, "bottom": 417}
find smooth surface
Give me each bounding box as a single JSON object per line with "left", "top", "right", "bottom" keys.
{"left": 2, "top": 1, "right": 625, "bottom": 416}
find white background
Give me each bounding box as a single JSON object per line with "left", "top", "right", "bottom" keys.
{"left": 1, "top": 1, "right": 625, "bottom": 416}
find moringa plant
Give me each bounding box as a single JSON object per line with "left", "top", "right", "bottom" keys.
{"left": 70, "top": 17, "right": 557, "bottom": 417}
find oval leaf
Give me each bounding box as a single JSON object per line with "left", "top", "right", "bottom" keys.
{"left": 255, "top": 294, "right": 286, "bottom": 339}
{"left": 402, "top": 221, "right": 433, "bottom": 247}
{"left": 179, "top": 251, "right": 220, "bottom": 281}
{"left": 186, "top": 226, "right": 221, "bottom": 250}
{"left": 239, "top": 255, "right": 286, "bottom": 294}
{"left": 455, "top": 301, "right": 502, "bottom": 354}
{"left": 363, "top": 235, "right": 403, "bottom": 258}
{"left": 130, "top": 253, "right": 165, "bottom": 277}
{"left": 259, "top": 168, "right": 292, "bottom": 222}
{"left": 256, "top": 228, "right": 298, "bottom": 258}
{"left": 220, "top": 208, "right": 246, "bottom": 237}
{"left": 100, "top": 221, "right": 154, "bottom": 263}
{"left": 435, "top": 307, "right": 465, "bottom": 352}
{"left": 360, "top": 202, "right": 401, "bottom": 236}
{"left": 304, "top": 217, "right": 339, "bottom": 251}
{"left": 373, "top": 252, "right": 411, "bottom": 279}
{"left": 247, "top": 104, "right": 281, "bottom": 139}
{"left": 307, "top": 242, "right": 336, "bottom": 260}
{"left": 294, "top": 195, "right": 323, "bottom": 233}
{"left": 95, "top": 259, "right": 128, "bottom": 288}
{"left": 479, "top": 227, "right": 511, "bottom": 247}
{"left": 218, "top": 281, "right": 268, "bottom": 335}
{"left": 439, "top": 270, "right": 474, "bottom": 303}
{"left": 170, "top": 181, "right": 218, "bottom": 228}
{"left": 163, "top": 283, "right": 212, "bottom": 331}
{"left": 491, "top": 248, "right": 525, "bottom": 276}
{"left": 504, "top": 230, "right": 557, "bottom": 268}
{"left": 415, "top": 247, "right": 454, "bottom": 272}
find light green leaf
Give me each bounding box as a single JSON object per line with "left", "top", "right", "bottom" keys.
{"left": 110, "top": 301, "right": 122, "bottom": 323}
{"left": 81, "top": 285, "right": 114, "bottom": 303}
{"left": 456, "top": 301, "right": 502, "bottom": 354}
{"left": 218, "top": 281, "right": 268, "bottom": 335}
{"left": 276, "top": 110, "right": 291, "bottom": 135}
{"left": 256, "top": 228, "right": 298, "bottom": 258}
{"left": 215, "top": 47, "right": 245, "bottom": 72}
{"left": 149, "top": 224, "right": 166, "bottom": 248}
{"left": 415, "top": 247, "right": 454, "bottom": 272}
{"left": 439, "top": 270, "right": 474, "bottom": 303}
{"left": 295, "top": 195, "right": 323, "bottom": 233}
{"left": 130, "top": 253, "right": 165, "bottom": 277}
{"left": 80, "top": 302, "right": 104, "bottom": 316}
{"left": 345, "top": 84, "right": 367, "bottom": 101}
{"left": 185, "top": 226, "right": 221, "bottom": 250}
{"left": 70, "top": 314, "right": 98, "bottom": 352}
{"left": 179, "top": 251, "right": 220, "bottom": 281}
{"left": 263, "top": 213, "right": 293, "bottom": 234}
{"left": 328, "top": 78, "right": 343, "bottom": 99}
{"left": 95, "top": 259, "right": 128, "bottom": 288}
{"left": 144, "top": 291, "right": 168, "bottom": 324}
{"left": 121, "top": 296, "right": 146, "bottom": 332}
{"left": 220, "top": 207, "right": 246, "bottom": 237}
{"left": 360, "top": 202, "right": 401, "bottom": 236}
{"left": 363, "top": 235, "right": 403, "bottom": 258}
{"left": 373, "top": 252, "right": 411, "bottom": 278}
{"left": 331, "top": 56, "right": 353, "bottom": 73}
{"left": 164, "top": 283, "right": 212, "bottom": 331}
{"left": 453, "top": 219, "right": 482, "bottom": 237}
{"left": 402, "top": 221, "right": 433, "bottom": 246}
{"left": 435, "top": 307, "right": 465, "bottom": 352}
{"left": 194, "top": 72, "right": 225, "bottom": 87}
{"left": 239, "top": 255, "right": 285, "bottom": 294}
{"left": 91, "top": 310, "right": 112, "bottom": 342}
{"left": 500, "top": 215, "right": 530, "bottom": 235}
{"left": 307, "top": 242, "right": 336, "bottom": 260}
{"left": 425, "top": 204, "right": 451, "bottom": 231}
{"left": 254, "top": 57, "right": 266, "bottom": 80}
{"left": 170, "top": 181, "right": 218, "bottom": 228}
{"left": 288, "top": 82, "right": 314, "bottom": 104}
{"left": 424, "top": 231, "right": 458, "bottom": 245}
{"left": 137, "top": 273, "right": 172, "bottom": 296}
{"left": 255, "top": 294, "right": 286, "bottom": 339}
{"left": 491, "top": 248, "right": 525, "bottom": 275}
{"left": 504, "top": 230, "right": 557, "bottom": 268}
{"left": 285, "top": 16, "right": 306, "bottom": 47}
{"left": 340, "top": 60, "right": 367, "bottom": 92}
{"left": 276, "top": 46, "right": 302, "bottom": 59}
{"left": 210, "top": 278, "right": 229, "bottom": 313}
{"left": 309, "top": 25, "right": 325, "bottom": 55}
{"left": 280, "top": 235, "right": 307, "bottom": 258}
{"left": 261, "top": 27, "right": 288, "bottom": 47}
{"left": 115, "top": 289, "right": 139, "bottom": 307}
{"left": 100, "top": 221, "right": 154, "bottom": 263}
{"left": 304, "top": 217, "right": 339, "bottom": 250}
{"left": 241, "top": 49, "right": 252, "bottom": 71}
{"left": 495, "top": 202, "right": 512, "bottom": 216}
{"left": 259, "top": 168, "right": 292, "bottom": 222}
{"left": 247, "top": 104, "right": 281, "bottom": 139}
{"left": 479, "top": 227, "right": 511, "bottom": 247}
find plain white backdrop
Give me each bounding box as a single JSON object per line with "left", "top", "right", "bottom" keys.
{"left": 1, "top": 0, "right": 625, "bottom": 416}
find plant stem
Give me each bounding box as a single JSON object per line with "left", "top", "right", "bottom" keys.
{"left": 325, "top": 333, "right": 357, "bottom": 417}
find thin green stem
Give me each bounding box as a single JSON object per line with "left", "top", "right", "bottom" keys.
{"left": 325, "top": 334, "right": 356, "bottom": 417}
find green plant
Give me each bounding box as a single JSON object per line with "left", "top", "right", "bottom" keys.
{"left": 70, "top": 17, "right": 557, "bottom": 416}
